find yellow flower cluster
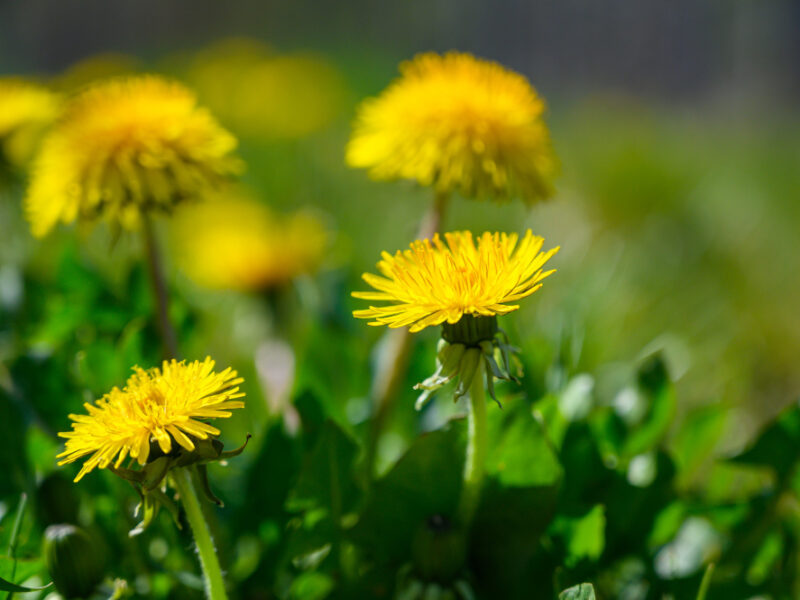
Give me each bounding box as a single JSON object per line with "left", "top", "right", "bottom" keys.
{"left": 57, "top": 358, "right": 245, "bottom": 482}
{"left": 353, "top": 230, "right": 558, "bottom": 332}
{"left": 25, "top": 75, "right": 242, "bottom": 237}
{"left": 171, "top": 190, "right": 327, "bottom": 291}
{"left": 0, "top": 78, "right": 61, "bottom": 167}
{"left": 347, "top": 52, "right": 558, "bottom": 203}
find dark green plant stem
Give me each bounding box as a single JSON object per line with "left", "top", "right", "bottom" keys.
{"left": 172, "top": 469, "right": 228, "bottom": 600}
{"left": 6, "top": 493, "right": 27, "bottom": 600}
{"left": 364, "top": 190, "right": 449, "bottom": 479}
{"left": 142, "top": 215, "right": 179, "bottom": 360}
{"left": 696, "top": 563, "right": 714, "bottom": 600}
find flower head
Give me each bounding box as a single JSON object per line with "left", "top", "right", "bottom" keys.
{"left": 346, "top": 52, "right": 558, "bottom": 203}
{"left": 0, "top": 78, "right": 61, "bottom": 168}
{"left": 57, "top": 357, "right": 245, "bottom": 482}
{"left": 352, "top": 230, "right": 558, "bottom": 333}
{"left": 171, "top": 190, "right": 327, "bottom": 291}
{"left": 25, "top": 75, "right": 242, "bottom": 237}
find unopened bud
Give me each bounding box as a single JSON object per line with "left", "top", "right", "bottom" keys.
{"left": 43, "top": 524, "right": 106, "bottom": 599}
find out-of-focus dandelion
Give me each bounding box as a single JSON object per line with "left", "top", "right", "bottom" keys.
{"left": 188, "top": 40, "right": 347, "bottom": 140}
{"left": 0, "top": 78, "right": 61, "bottom": 169}
{"left": 25, "top": 75, "right": 242, "bottom": 237}
{"left": 353, "top": 230, "right": 559, "bottom": 528}
{"left": 347, "top": 52, "right": 558, "bottom": 205}
{"left": 53, "top": 53, "right": 141, "bottom": 92}
{"left": 171, "top": 189, "right": 327, "bottom": 292}
{"left": 57, "top": 357, "right": 247, "bottom": 600}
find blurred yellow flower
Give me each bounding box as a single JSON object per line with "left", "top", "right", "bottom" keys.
{"left": 53, "top": 53, "right": 141, "bottom": 92}
{"left": 353, "top": 230, "right": 558, "bottom": 332}
{"left": 188, "top": 40, "right": 347, "bottom": 140}
{"left": 171, "top": 191, "right": 327, "bottom": 291}
{"left": 25, "top": 75, "right": 242, "bottom": 237}
{"left": 57, "top": 357, "right": 245, "bottom": 482}
{"left": 347, "top": 52, "right": 558, "bottom": 203}
{"left": 0, "top": 78, "right": 61, "bottom": 168}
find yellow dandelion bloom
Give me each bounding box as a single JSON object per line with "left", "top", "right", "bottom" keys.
{"left": 57, "top": 357, "right": 245, "bottom": 482}
{"left": 25, "top": 75, "right": 242, "bottom": 238}
{"left": 0, "top": 78, "right": 61, "bottom": 167}
{"left": 171, "top": 190, "right": 327, "bottom": 292}
{"left": 346, "top": 52, "right": 558, "bottom": 203}
{"left": 352, "top": 230, "right": 559, "bottom": 333}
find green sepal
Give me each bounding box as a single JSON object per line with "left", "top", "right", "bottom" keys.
{"left": 414, "top": 324, "right": 524, "bottom": 408}
{"left": 130, "top": 487, "right": 181, "bottom": 537}
{"left": 108, "top": 464, "right": 147, "bottom": 484}
{"left": 220, "top": 433, "right": 252, "bottom": 460}
{"left": 142, "top": 456, "right": 171, "bottom": 492}
{"left": 196, "top": 464, "right": 224, "bottom": 507}
{"left": 453, "top": 349, "right": 481, "bottom": 401}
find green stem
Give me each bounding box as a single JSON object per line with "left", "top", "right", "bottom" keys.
{"left": 457, "top": 368, "right": 488, "bottom": 527}
{"left": 363, "top": 190, "right": 450, "bottom": 480}
{"left": 172, "top": 469, "right": 228, "bottom": 600}
{"left": 696, "top": 563, "right": 714, "bottom": 600}
{"left": 142, "top": 215, "right": 179, "bottom": 360}
{"left": 6, "top": 493, "right": 27, "bottom": 600}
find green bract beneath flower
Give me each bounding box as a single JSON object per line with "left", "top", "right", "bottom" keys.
{"left": 112, "top": 434, "right": 250, "bottom": 536}
{"left": 414, "top": 315, "right": 521, "bottom": 409}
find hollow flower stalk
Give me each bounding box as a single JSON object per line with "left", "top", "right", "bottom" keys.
{"left": 347, "top": 52, "right": 558, "bottom": 204}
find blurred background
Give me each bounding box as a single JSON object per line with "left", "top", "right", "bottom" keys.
{"left": 4, "top": 0, "right": 797, "bottom": 420}
{"left": 2, "top": 1, "right": 800, "bottom": 597}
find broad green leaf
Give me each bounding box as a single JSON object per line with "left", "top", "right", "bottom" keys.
{"left": 352, "top": 424, "right": 464, "bottom": 564}
{"left": 286, "top": 420, "right": 359, "bottom": 514}
{"left": 470, "top": 480, "right": 559, "bottom": 597}
{"left": 559, "top": 583, "right": 596, "bottom": 600}
{"left": 486, "top": 399, "right": 562, "bottom": 487}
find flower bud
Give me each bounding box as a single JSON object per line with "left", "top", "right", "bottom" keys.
{"left": 43, "top": 524, "right": 106, "bottom": 599}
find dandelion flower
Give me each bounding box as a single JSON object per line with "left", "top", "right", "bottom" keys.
{"left": 171, "top": 190, "right": 327, "bottom": 291}
{"left": 57, "top": 357, "right": 245, "bottom": 482}
{"left": 25, "top": 75, "right": 242, "bottom": 237}
{"left": 347, "top": 52, "right": 558, "bottom": 203}
{"left": 0, "top": 78, "right": 61, "bottom": 168}
{"left": 352, "top": 230, "right": 558, "bottom": 333}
